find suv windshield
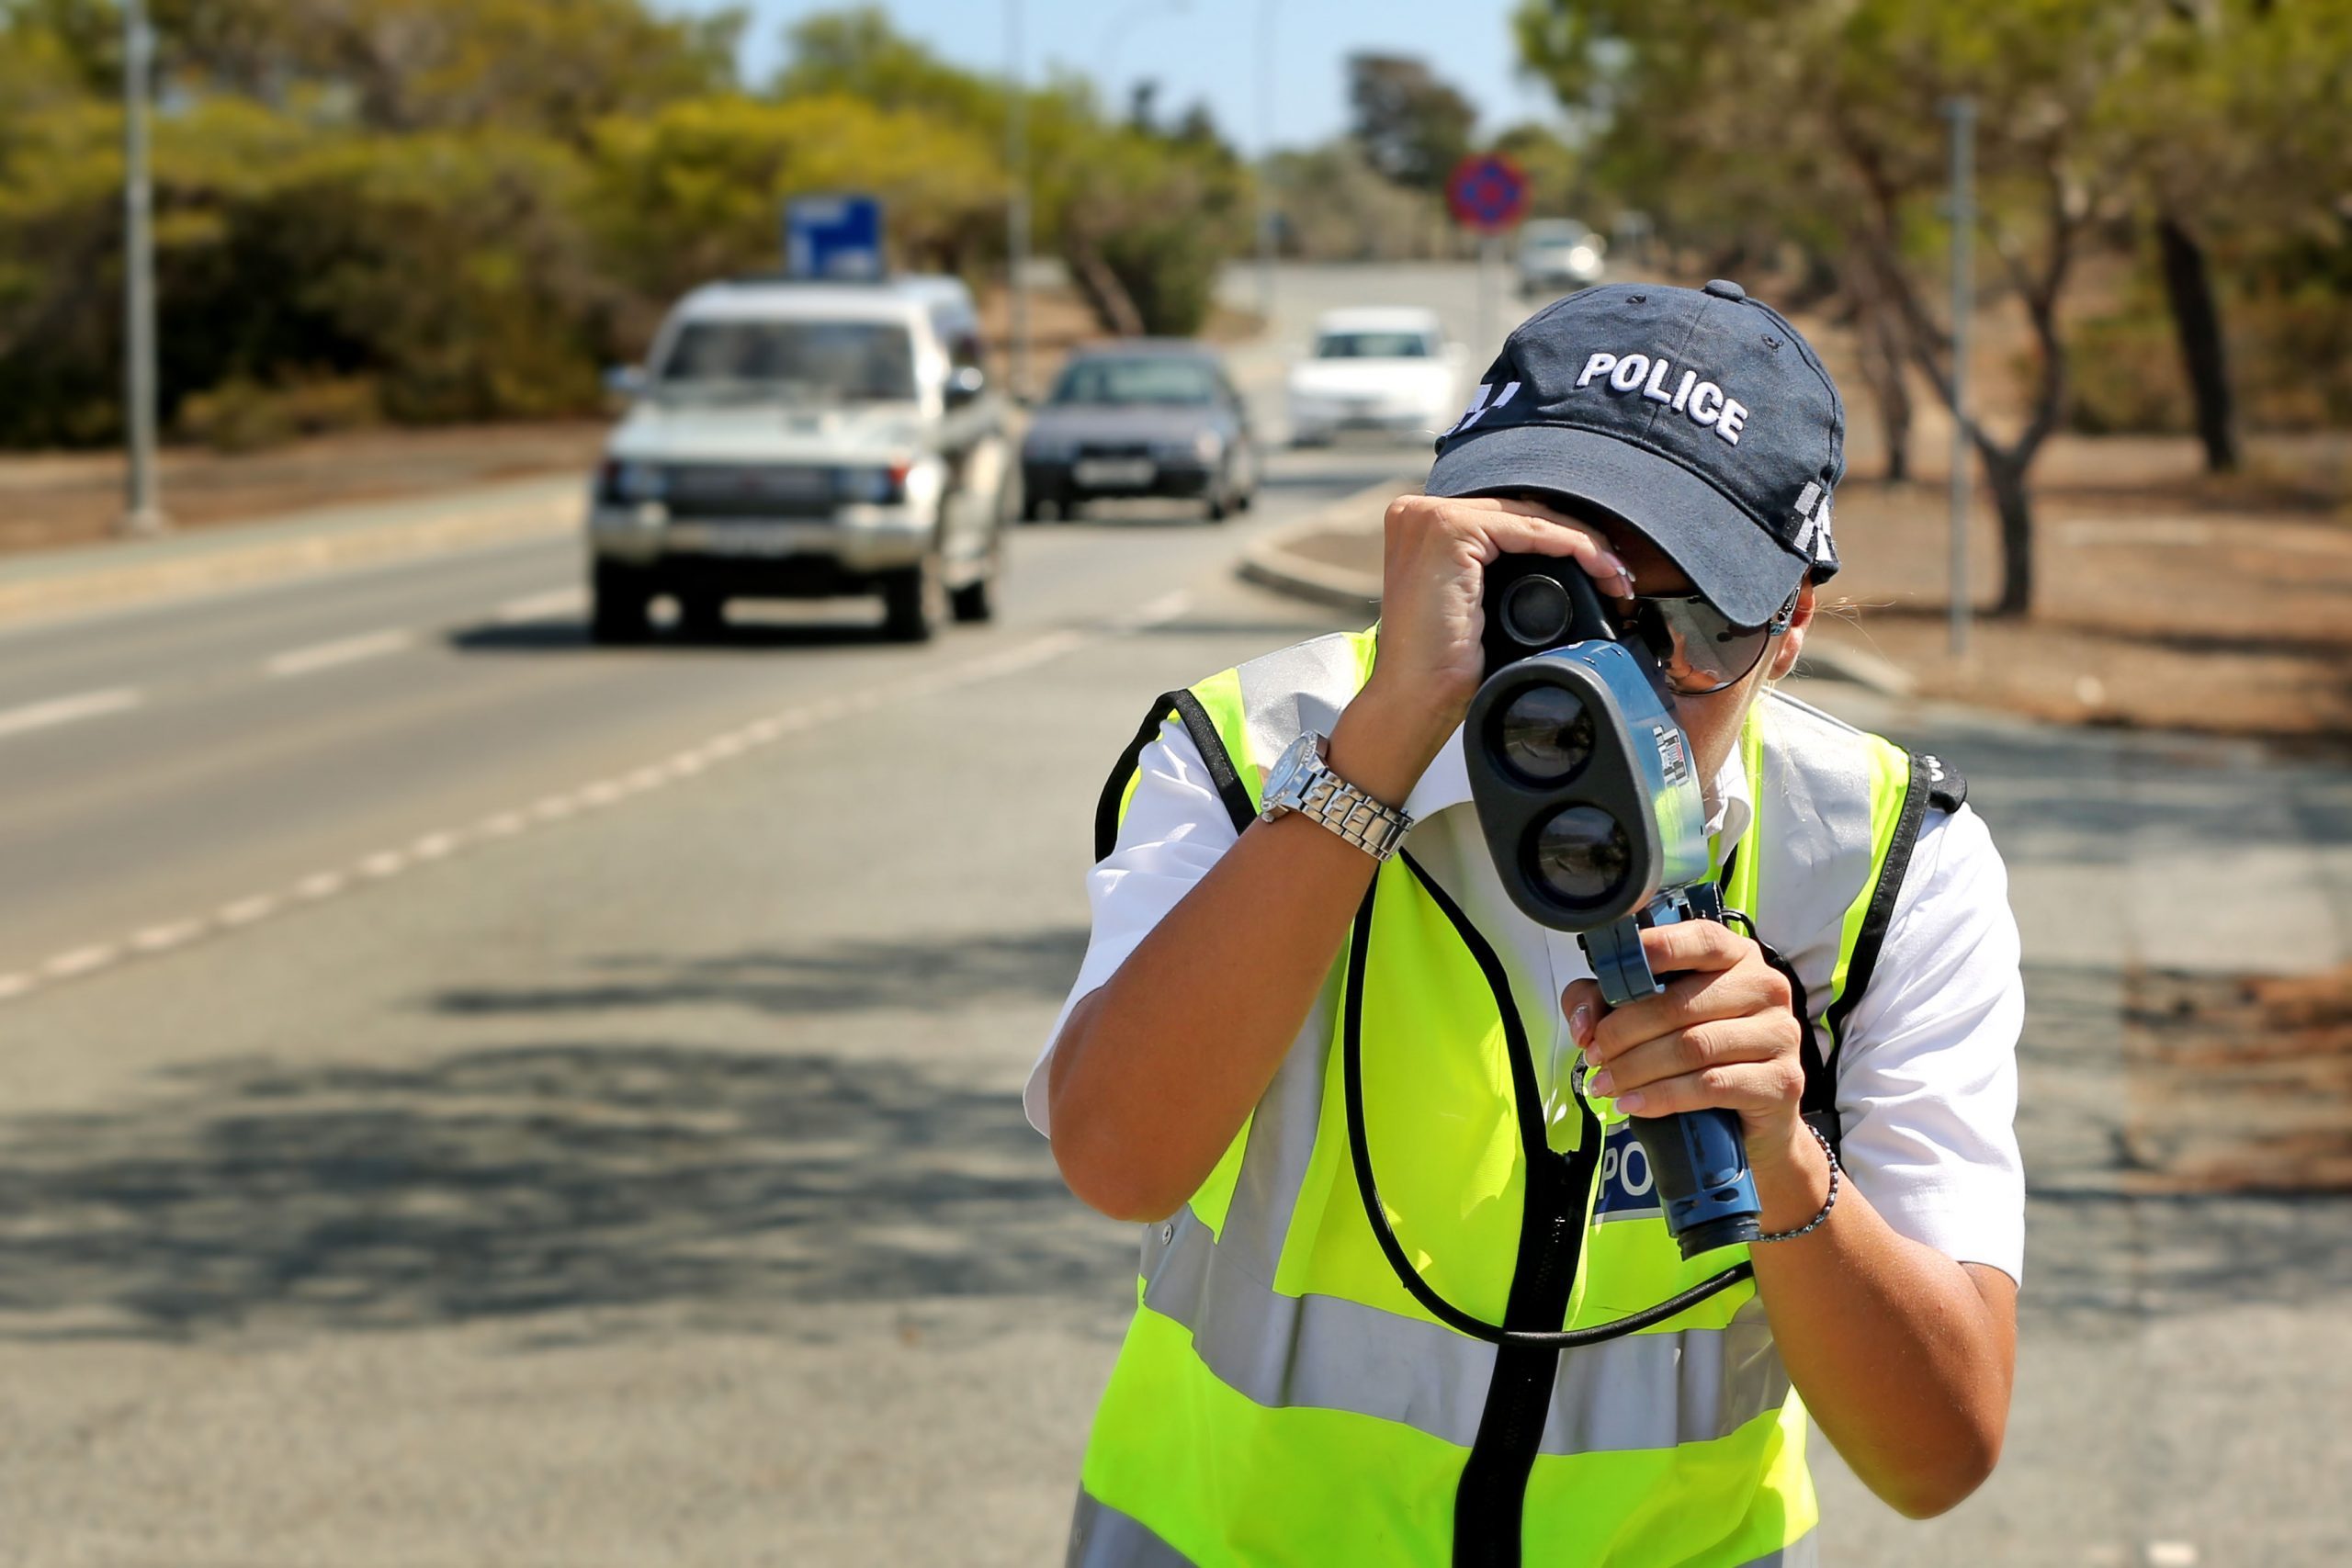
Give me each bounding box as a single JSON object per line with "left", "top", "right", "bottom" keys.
{"left": 658, "top": 319, "right": 917, "bottom": 402}
{"left": 1050, "top": 356, "right": 1220, "bottom": 407}
{"left": 1315, "top": 332, "right": 1432, "bottom": 359}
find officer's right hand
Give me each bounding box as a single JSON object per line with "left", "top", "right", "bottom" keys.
{"left": 1336, "top": 493, "right": 1634, "bottom": 800}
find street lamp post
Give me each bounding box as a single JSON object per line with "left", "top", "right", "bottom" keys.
{"left": 1254, "top": 0, "right": 1278, "bottom": 321}
{"left": 1005, "top": 0, "right": 1032, "bottom": 403}
{"left": 121, "top": 0, "right": 165, "bottom": 535}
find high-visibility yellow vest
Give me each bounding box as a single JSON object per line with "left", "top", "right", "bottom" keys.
{"left": 1069, "top": 629, "right": 1957, "bottom": 1568}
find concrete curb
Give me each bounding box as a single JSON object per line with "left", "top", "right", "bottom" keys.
{"left": 1235, "top": 476, "right": 1414, "bottom": 613}
{"left": 1238, "top": 488, "right": 1923, "bottom": 701}
{"left": 0, "top": 478, "right": 582, "bottom": 632}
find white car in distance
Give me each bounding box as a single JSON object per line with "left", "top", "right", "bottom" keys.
{"left": 1285, "top": 308, "right": 1467, "bottom": 447}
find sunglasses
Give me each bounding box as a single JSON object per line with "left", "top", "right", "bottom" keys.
{"left": 1614, "top": 592, "right": 1799, "bottom": 696}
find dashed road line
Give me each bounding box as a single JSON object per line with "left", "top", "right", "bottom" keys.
{"left": 0, "top": 686, "right": 143, "bottom": 741}
{"left": 494, "top": 586, "right": 588, "bottom": 623}
{"left": 264, "top": 627, "right": 413, "bottom": 678}
{"left": 42, "top": 945, "right": 120, "bottom": 980}
{"left": 0, "top": 597, "right": 1193, "bottom": 1008}
{"left": 130, "top": 920, "right": 203, "bottom": 953}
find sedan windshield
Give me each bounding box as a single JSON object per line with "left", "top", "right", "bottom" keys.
{"left": 1315, "top": 332, "right": 1433, "bottom": 359}
{"left": 1050, "top": 356, "right": 1221, "bottom": 407}
{"left": 657, "top": 320, "right": 917, "bottom": 402}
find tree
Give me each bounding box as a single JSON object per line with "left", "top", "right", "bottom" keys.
{"left": 1345, "top": 52, "right": 1475, "bottom": 194}
{"left": 1518, "top": 0, "right": 2167, "bottom": 616}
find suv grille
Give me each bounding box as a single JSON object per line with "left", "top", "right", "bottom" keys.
{"left": 663, "top": 464, "right": 835, "bottom": 519}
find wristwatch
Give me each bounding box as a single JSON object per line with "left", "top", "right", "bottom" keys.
{"left": 1258, "top": 730, "right": 1414, "bottom": 862}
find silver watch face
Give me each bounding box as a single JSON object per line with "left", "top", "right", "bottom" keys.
{"left": 1262, "top": 732, "right": 1318, "bottom": 811}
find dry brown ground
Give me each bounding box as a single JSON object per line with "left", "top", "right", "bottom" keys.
{"left": 2124, "top": 963, "right": 2352, "bottom": 1191}
{"left": 0, "top": 282, "right": 1231, "bottom": 556}
{"left": 1792, "top": 290, "right": 2352, "bottom": 754}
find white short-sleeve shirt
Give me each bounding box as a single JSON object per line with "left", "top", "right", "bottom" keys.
{"left": 1028, "top": 715, "right": 2026, "bottom": 1283}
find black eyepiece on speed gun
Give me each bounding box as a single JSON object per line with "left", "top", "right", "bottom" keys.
{"left": 1465, "top": 555, "right": 1763, "bottom": 1261}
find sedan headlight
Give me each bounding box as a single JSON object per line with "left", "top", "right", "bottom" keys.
{"left": 1023, "top": 434, "right": 1075, "bottom": 463}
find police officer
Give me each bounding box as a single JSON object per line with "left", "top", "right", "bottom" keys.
{"left": 1030, "top": 281, "right": 2023, "bottom": 1566}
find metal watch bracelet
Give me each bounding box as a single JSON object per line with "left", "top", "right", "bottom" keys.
{"left": 1260, "top": 732, "right": 1412, "bottom": 862}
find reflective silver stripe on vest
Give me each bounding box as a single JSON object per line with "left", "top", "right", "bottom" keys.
{"left": 1145, "top": 1209, "right": 1789, "bottom": 1456}
{"left": 1067, "top": 1486, "right": 1813, "bottom": 1568}
{"left": 1234, "top": 630, "right": 1360, "bottom": 783}
{"left": 1067, "top": 1489, "right": 1197, "bottom": 1568}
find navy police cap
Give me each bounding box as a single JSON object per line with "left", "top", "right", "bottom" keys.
{"left": 1426, "top": 279, "right": 1845, "bottom": 628}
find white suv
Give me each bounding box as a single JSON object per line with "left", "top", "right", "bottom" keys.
{"left": 588, "top": 276, "right": 1012, "bottom": 642}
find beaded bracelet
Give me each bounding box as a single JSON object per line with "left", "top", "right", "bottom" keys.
{"left": 1755, "top": 1120, "right": 1841, "bottom": 1243}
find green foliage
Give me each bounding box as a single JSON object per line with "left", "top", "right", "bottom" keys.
{"left": 1267, "top": 141, "right": 1449, "bottom": 262}
{"left": 1345, "top": 52, "right": 1475, "bottom": 194}
{"left": 1061, "top": 124, "right": 1250, "bottom": 335}
{"left": 586, "top": 93, "right": 1005, "bottom": 307}
{"left": 0, "top": 0, "right": 1256, "bottom": 449}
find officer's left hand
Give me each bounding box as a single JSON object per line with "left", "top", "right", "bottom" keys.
{"left": 1563, "top": 920, "right": 1804, "bottom": 1150}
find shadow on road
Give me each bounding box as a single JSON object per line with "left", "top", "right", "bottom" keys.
{"left": 447, "top": 618, "right": 898, "bottom": 655}
{"left": 435, "top": 929, "right": 1088, "bottom": 1019}
{"left": 0, "top": 926, "right": 1118, "bottom": 1344}
{"left": 0, "top": 1041, "right": 1124, "bottom": 1343}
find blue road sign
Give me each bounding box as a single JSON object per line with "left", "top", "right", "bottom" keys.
{"left": 1446, "top": 153, "right": 1530, "bottom": 234}
{"left": 785, "top": 195, "right": 885, "bottom": 280}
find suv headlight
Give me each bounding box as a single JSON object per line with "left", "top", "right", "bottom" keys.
{"left": 600, "top": 459, "right": 667, "bottom": 504}
{"left": 833, "top": 463, "right": 910, "bottom": 504}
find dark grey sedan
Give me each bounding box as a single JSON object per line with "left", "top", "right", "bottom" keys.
{"left": 1019, "top": 342, "right": 1259, "bottom": 523}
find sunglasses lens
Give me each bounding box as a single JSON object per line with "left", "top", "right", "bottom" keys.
{"left": 1637, "top": 598, "right": 1773, "bottom": 695}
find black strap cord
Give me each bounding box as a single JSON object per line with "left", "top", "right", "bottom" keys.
{"left": 1340, "top": 876, "right": 1753, "bottom": 1351}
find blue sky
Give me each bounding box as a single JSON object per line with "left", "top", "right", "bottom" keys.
{"left": 653, "top": 0, "right": 1560, "bottom": 153}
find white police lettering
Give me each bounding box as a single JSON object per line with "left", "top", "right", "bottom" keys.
{"left": 1571, "top": 349, "right": 1753, "bottom": 446}
{"left": 1607, "top": 355, "right": 1650, "bottom": 392}
{"left": 1445, "top": 379, "right": 1521, "bottom": 436}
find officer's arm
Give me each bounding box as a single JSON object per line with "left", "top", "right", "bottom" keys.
{"left": 1744, "top": 1129, "right": 2018, "bottom": 1518}
{"left": 1046, "top": 685, "right": 1433, "bottom": 1224}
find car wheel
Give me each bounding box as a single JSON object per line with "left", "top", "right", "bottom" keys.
{"left": 676, "top": 592, "right": 727, "bottom": 640}
{"left": 589, "top": 561, "right": 651, "bottom": 644}
{"left": 882, "top": 549, "right": 949, "bottom": 642}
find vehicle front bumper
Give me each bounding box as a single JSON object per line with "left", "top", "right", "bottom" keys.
{"left": 587, "top": 501, "right": 933, "bottom": 576}
{"left": 1023, "top": 458, "right": 1215, "bottom": 501}
{"left": 1288, "top": 398, "right": 1446, "bottom": 438}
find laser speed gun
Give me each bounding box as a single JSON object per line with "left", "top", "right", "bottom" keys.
{"left": 1464, "top": 555, "right": 1762, "bottom": 1260}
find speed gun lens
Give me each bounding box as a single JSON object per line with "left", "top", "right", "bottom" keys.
{"left": 1496, "top": 684, "right": 1595, "bottom": 784}
{"left": 1530, "top": 805, "right": 1631, "bottom": 908}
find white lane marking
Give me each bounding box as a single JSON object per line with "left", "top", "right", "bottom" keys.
{"left": 42, "top": 944, "right": 120, "bottom": 979}
{"left": 0, "top": 613, "right": 1150, "bottom": 1005}
{"left": 494, "top": 587, "right": 588, "bottom": 623}
{"left": 216, "top": 895, "right": 279, "bottom": 927}
{"left": 131, "top": 920, "right": 204, "bottom": 953}
{"left": 0, "top": 686, "right": 143, "bottom": 740}
{"left": 265, "top": 628, "right": 413, "bottom": 678}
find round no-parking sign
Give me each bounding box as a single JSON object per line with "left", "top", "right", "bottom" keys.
{"left": 1446, "top": 152, "right": 1529, "bottom": 234}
